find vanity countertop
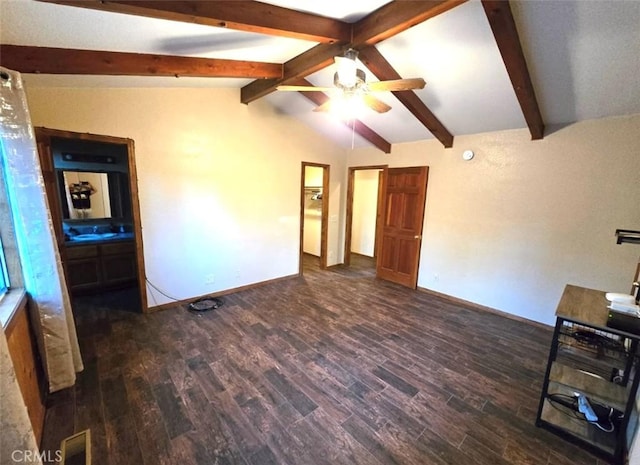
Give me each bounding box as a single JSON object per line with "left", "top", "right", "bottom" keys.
{"left": 65, "top": 232, "right": 135, "bottom": 246}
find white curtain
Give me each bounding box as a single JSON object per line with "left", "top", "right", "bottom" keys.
{"left": 0, "top": 67, "right": 83, "bottom": 392}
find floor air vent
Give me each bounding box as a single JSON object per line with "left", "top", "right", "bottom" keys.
{"left": 60, "top": 429, "right": 91, "bottom": 465}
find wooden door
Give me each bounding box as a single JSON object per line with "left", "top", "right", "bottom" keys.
{"left": 376, "top": 166, "right": 429, "bottom": 288}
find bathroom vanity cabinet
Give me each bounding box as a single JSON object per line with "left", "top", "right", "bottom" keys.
{"left": 66, "top": 240, "right": 136, "bottom": 292}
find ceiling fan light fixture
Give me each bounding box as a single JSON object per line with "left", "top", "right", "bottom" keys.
{"left": 334, "top": 68, "right": 366, "bottom": 91}
{"left": 335, "top": 48, "right": 365, "bottom": 90}
{"left": 329, "top": 93, "right": 367, "bottom": 121}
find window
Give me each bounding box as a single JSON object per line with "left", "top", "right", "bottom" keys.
{"left": 1, "top": 141, "right": 24, "bottom": 300}
{"left": 0, "top": 235, "right": 9, "bottom": 295}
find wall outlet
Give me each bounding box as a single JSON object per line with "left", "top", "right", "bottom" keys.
{"left": 205, "top": 274, "right": 215, "bottom": 285}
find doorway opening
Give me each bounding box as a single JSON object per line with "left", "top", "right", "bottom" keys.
{"left": 344, "top": 165, "right": 387, "bottom": 273}
{"left": 346, "top": 165, "right": 429, "bottom": 289}
{"left": 35, "top": 127, "right": 148, "bottom": 313}
{"left": 300, "top": 162, "right": 329, "bottom": 274}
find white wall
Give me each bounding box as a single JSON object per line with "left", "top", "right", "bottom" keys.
{"left": 21, "top": 84, "right": 640, "bottom": 325}
{"left": 351, "top": 169, "right": 380, "bottom": 257}
{"left": 24, "top": 86, "right": 347, "bottom": 307}
{"left": 347, "top": 114, "right": 640, "bottom": 325}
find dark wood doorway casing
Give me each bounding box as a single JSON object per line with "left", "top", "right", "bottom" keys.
{"left": 299, "top": 162, "right": 330, "bottom": 273}
{"left": 344, "top": 165, "right": 387, "bottom": 267}
{"left": 34, "top": 127, "right": 148, "bottom": 312}
{"left": 376, "top": 166, "right": 429, "bottom": 289}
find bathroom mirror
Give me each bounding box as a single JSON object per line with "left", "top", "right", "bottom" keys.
{"left": 57, "top": 170, "right": 131, "bottom": 220}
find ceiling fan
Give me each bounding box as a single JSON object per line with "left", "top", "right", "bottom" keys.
{"left": 276, "top": 48, "right": 426, "bottom": 114}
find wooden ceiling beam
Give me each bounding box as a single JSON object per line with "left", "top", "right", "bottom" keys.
{"left": 292, "top": 78, "right": 392, "bottom": 154}
{"left": 358, "top": 46, "right": 454, "bottom": 148}
{"left": 481, "top": 0, "right": 544, "bottom": 139}
{"left": 241, "top": 0, "right": 466, "bottom": 104}
{"left": 349, "top": 120, "right": 392, "bottom": 155}
{"left": 37, "top": 0, "right": 351, "bottom": 43}
{"left": 353, "top": 0, "right": 466, "bottom": 45}
{"left": 241, "top": 42, "right": 345, "bottom": 104}
{"left": 0, "top": 45, "right": 282, "bottom": 79}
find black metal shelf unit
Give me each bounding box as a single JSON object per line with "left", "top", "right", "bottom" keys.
{"left": 536, "top": 286, "right": 640, "bottom": 465}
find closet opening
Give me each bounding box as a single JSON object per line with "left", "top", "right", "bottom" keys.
{"left": 299, "top": 162, "right": 329, "bottom": 274}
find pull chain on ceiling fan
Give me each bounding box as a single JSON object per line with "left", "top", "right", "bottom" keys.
{"left": 276, "top": 48, "right": 426, "bottom": 114}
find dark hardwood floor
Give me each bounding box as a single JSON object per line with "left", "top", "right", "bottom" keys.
{"left": 40, "top": 254, "right": 603, "bottom": 464}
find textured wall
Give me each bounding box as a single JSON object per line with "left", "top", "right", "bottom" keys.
{"left": 23, "top": 85, "right": 640, "bottom": 324}
{"left": 347, "top": 114, "right": 640, "bottom": 325}
{"left": 25, "top": 87, "right": 348, "bottom": 307}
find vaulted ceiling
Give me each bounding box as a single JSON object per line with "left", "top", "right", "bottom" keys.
{"left": 1, "top": 1, "right": 639, "bottom": 153}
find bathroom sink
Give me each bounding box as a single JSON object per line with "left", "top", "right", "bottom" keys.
{"left": 70, "top": 232, "right": 118, "bottom": 241}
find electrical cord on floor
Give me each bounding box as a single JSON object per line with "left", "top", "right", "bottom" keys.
{"left": 145, "top": 278, "right": 181, "bottom": 302}
{"left": 145, "top": 278, "right": 224, "bottom": 313}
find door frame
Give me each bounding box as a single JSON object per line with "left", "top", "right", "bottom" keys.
{"left": 34, "top": 127, "right": 149, "bottom": 312}
{"left": 299, "top": 162, "right": 330, "bottom": 273}
{"left": 344, "top": 165, "right": 387, "bottom": 267}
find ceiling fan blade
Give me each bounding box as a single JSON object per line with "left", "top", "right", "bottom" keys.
{"left": 368, "top": 78, "right": 426, "bottom": 92}
{"left": 363, "top": 95, "right": 392, "bottom": 113}
{"left": 312, "top": 101, "right": 333, "bottom": 112}
{"left": 277, "top": 85, "right": 335, "bottom": 92}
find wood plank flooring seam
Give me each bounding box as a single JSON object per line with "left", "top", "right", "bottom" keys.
{"left": 37, "top": 256, "right": 599, "bottom": 465}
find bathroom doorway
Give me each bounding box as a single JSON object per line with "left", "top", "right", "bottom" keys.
{"left": 344, "top": 165, "right": 387, "bottom": 270}
{"left": 299, "top": 162, "right": 329, "bottom": 274}
{"left": 35, "top": 127, "right": 148, "bottom": 313}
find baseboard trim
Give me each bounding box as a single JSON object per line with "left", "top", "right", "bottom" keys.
{"left": 416, "top": 286, "right": 552, "bottom": 331}
{"left": 349, "top": 252, "right": 375, "bottom": 259}
{"left": 146, "top": 273, "right": 550, "bottom": 331}
{"left": 148, "top": 273, "right": 301, "bottom": 313}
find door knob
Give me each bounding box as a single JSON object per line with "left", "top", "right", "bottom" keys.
{"left": 414, "top": 235, "right": 421, "bottom": 239}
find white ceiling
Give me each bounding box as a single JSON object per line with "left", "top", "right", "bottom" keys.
{"left": 1, "top": 0, "right": 639, "bottom": 150}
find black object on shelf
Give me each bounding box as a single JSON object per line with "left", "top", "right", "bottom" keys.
{"left": 615, "top": 229, "right": 640, "bottom": 245}
{"left": 607, "top": 309, "right": 640, "bottom": 335}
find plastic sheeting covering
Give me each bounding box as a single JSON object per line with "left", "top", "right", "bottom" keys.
{"left": 0, "top": 67, "right": 83, "bottom": 392}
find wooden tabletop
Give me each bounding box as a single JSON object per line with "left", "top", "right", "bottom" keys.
{"left": 555, "top": 284, "right": 610, "bottom": 329}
